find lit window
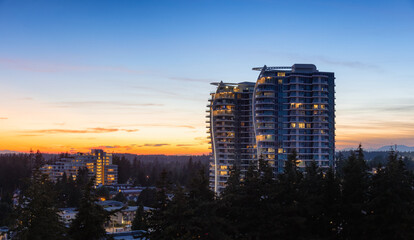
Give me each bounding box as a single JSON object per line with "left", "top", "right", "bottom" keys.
{"left": 278, "top": 148, "right": 283, "bottom": 153}
{"left": 220, "top": 165, "right": 227, "bottom": 170}
{"left": 291, "top": 123, "right": 296, "bottom": 128}
{"left": 313, "top": 105, "right": 318, "bottom": 109}
{"left": 298, "top": 123, "right": 305, "bottom": 128}
{"left": 258, "top": 77, "right": 266, "bottom": 84}
{"left": 320, "top": 104, "right": 325, "bottom": 109}
{"left": 306, "top": 123, "right": 312, "bottom": 128}
{"left": 278, "top": 79, "right": 283, "bottom": 84}
{"left": 277, "top": 72, "right": 285, "bottom": 77}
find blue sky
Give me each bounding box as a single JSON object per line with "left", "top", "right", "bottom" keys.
{"left": 1, "top": 0, "right": 414, "bottom": 153}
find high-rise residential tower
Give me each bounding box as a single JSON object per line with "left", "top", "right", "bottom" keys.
{"left": 208, "top": 64, "right": 335, "bottom": 193}
{"left": 207, "top": 81, "right": 256, "bottom": 193}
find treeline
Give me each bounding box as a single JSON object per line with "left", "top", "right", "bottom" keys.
{"left": 0, "top": 154, "right": 32, "bottom": 227}
{"left": 113, "top": 155, "right": 208, "bottom": 186}
{"left": 11, "top": 170, "right": 113, "bottom": 239}
{"left": 137, "top": 145, "right": 414, "bottom": 240}
{"left": 3, "top": 147, "right": 414, "bottom": 239}
{"left": 337, "top": 150, "right": 414, "bottom": 170}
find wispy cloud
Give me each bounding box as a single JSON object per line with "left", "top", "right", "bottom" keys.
{"left": 176, "top": 144, "right": 198, "bottom": 147}
{"left": 22, "top": 127, "right": 139, "bottom": 134}
{"left": 124, "top": 129, "right": 139, "bottom": 132}
{"left": 100, "top": 145, "right": 121, "bottom": 149}
{"left": 168, "top": 77, "right": 217, "bottom": 83}
{"left": 56, "top": 101, "right": 163, "bottom": 109}
{"left": 0, "top": 58, "right": 149, "bottom": 74}
{"left": 111, "top": 123, "right": 197, "bottom": 129}
{"left": 258, "top": 51, "right": 382, "bottom": 71}
{"left": 0, "top": 117, "right": 7, "bottom": 120}
{"left": 132, "top": 143, "right": 170, "bottom": 147}
{"left": 18, "top": 97, "right": 33, "bottom": 101}
{"left": 315, "top": 56, "right": 381, "bottom": 71}
{"left": 143, "top": 143, "right": 170, "bottom": 147}
{"left": 131, "top": 86, "right": 181, "bottom": 97}
{"left": 194, "top": 137, "right": 209, "bottom": 144}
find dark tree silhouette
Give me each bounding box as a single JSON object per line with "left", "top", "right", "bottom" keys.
{"left": 68, "top": 178, "right": 110, "bottom": 240}
{"left": 13, "top": 171, "right": 66, "bottom": 239}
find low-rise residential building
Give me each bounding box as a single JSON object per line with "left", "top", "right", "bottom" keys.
{"left": 0, "top": 227, "right": 9, "bottom": 240}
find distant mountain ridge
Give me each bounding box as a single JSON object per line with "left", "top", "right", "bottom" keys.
{"left": 338, "top": 145, "right": 414, "bottom": 152}
{"left": 376, "top": 145, "right": 414, "bottom": 152}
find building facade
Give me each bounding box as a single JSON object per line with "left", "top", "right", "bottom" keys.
{"left": 207, "top": 82, "right": 256, "bottom": 193}
{"left": 208, "top": 64, "right": 335, "bottom": 193}
{"left": 40, "top": 149, "right": 118, "bottom": 186}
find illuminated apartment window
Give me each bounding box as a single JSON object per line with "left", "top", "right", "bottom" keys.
{"left": 298, "top": 123, "right": 305, "bottom": 128}
{"left": 313, "top": 105, "right": 318, "bottom": 109}
{"left": 258, "top": 77, "right": 266, "bottom": 84}
{"left": 278, "top": 148, "right": 283, "bottom": 153}
{"left": 320, "top": 104, "right": 325, "bottom": 109}
{"left": 277, "top": 72, "right": 285, "bottom": 77}
{"left": 278, "top": 79, "right": 283, "bottom": 84}
{"left": 291, "top": 123, "right": 296, "bottom": 128}
{"left": 220, "top": 165, "right": 227, "bottom": 170}
{"left": 306, "top": 123, "right": 312, "bottom": 128}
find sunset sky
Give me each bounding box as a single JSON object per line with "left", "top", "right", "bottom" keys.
{"left": 1, "top": 0, "right": 414, "bottom": 154}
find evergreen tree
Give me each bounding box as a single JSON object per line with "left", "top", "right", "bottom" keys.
{"left": 255, "top": 157, "right": 279, "bottom": 239}
{"left": 300, "top": 161, "right": 324, "bottom": 238}
{"left": 320, "top": 167, "right": 341, "bottom": 239}
{"left": 131, "top": 204, "right": 147, "bottom": 231}
{"left": 68, "top": 178, "right": 109, "bottom": 240}
{"left": 34, "top": 150, "right": 44, "bottom": 169}
{"left": 113, "top": 192, "right": 127, "bottom": 203}
{"left": 137, "top": 188, "right": 157, "bottom": 208}
{"left": 340, "top": 144, "right": 369, "bottom": 239}
{"left": 113, "top": 155, "right": 132, "bottom": 184}
{"left": 186, "top": 169, "right": 227, "bottom": 239}
{"left": 146, "top": 170, "right": 172, "bottom": 239}
{"left": 67, "top": 174, "right": 81, "bottom": 207}
{"left": 0, "top": 198, "right": 12, "bottom": 227}
{"left": 218, "top": 164, "right": 242, "bottom": 238}
{"left": 75, "top": 167, "right": 90, "bottom": 186}
{"left": 151, "top": 186, "right": 193, "bottom": 239}
{"left": 236, "top": 162, "right": 262, "bottom": 238}
{"left": 274, "top": 150, "right": 305, "bottom": 240}
{"left": 13, "top": 171, "right": 66, "bottom": 240}
{"left": 95, "top": 186, "right": 110, "bottom": 200}
{"left": 365, "top": 150, "right": 414, "bottom": 239}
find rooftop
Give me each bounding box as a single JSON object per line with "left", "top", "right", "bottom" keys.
{"left": 252, "top": 64, "right": 318, "bottom": 73}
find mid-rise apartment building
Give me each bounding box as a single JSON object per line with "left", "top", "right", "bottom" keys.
{"left": 40, "top": 149, "right": 118, "bottom": 186}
